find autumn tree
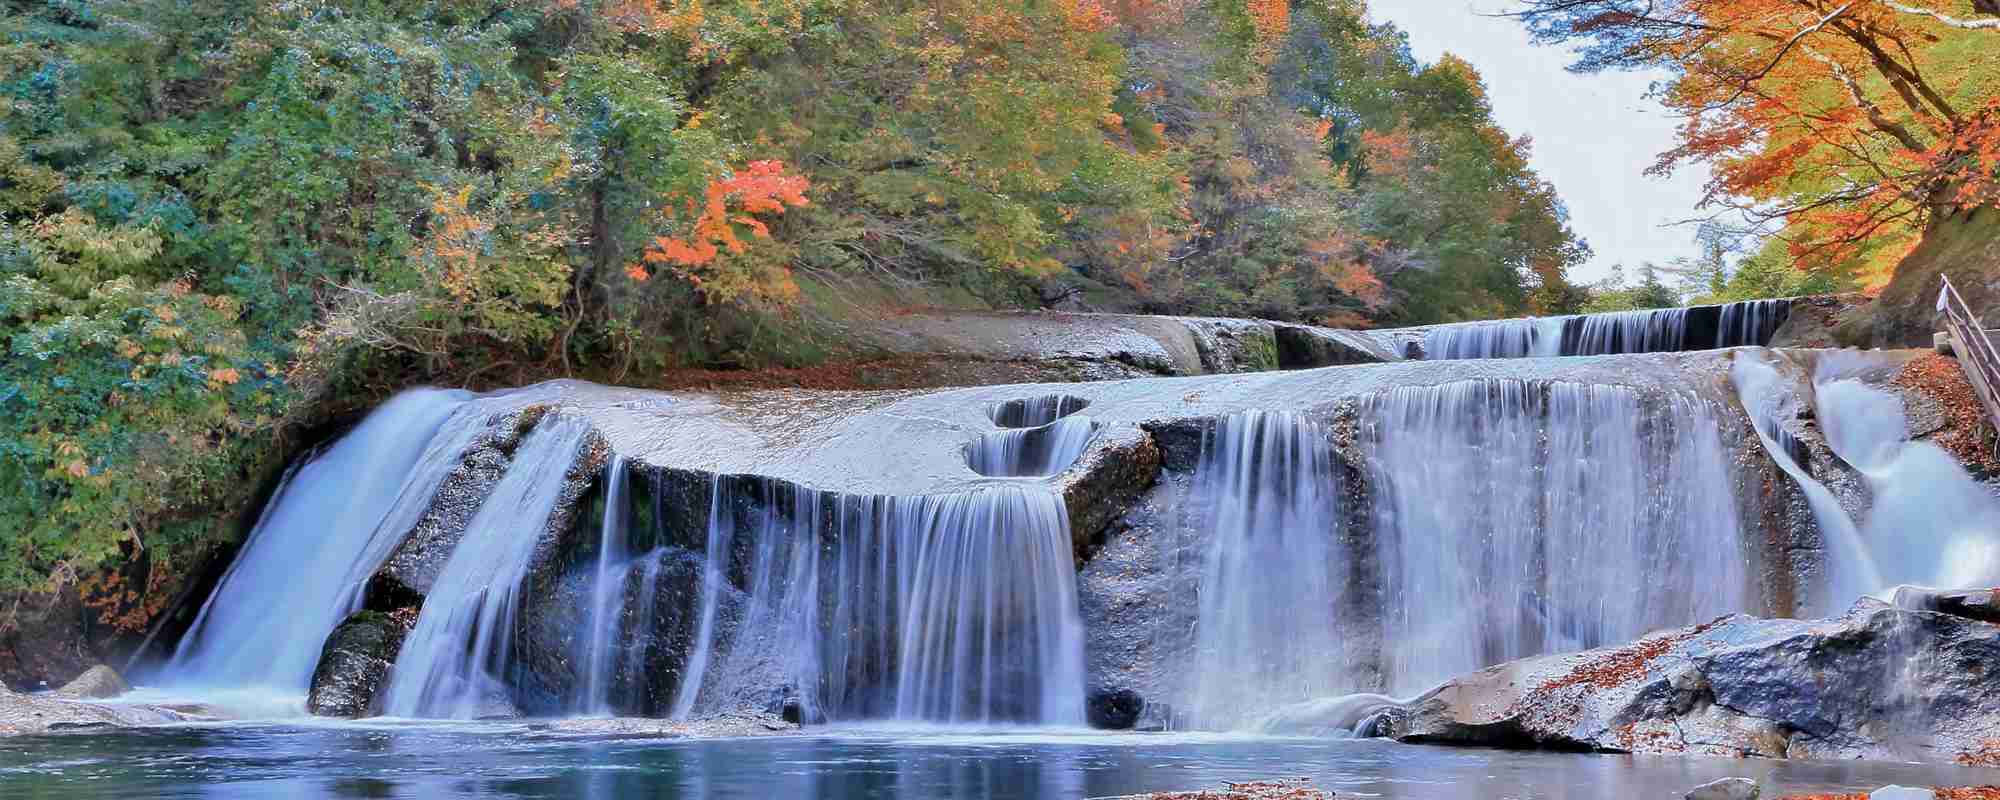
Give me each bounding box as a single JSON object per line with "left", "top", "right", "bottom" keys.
{"left": 1512, "top": 0, "right": 2000, "bottom": 284}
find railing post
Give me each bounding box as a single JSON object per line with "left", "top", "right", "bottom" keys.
{"left": 1939, "top": 276, "right": 2000, "bottom": 450}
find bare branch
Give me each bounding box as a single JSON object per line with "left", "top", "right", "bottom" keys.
{"left": 1882, "top": 1, "right": 2000, "bottom": 29}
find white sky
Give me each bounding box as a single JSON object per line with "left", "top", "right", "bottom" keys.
{"left": 1365, "top": 1, "right": 1711, "bottom": 283}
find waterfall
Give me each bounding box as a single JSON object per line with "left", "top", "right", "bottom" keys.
{"left": 578, "top": 455, "right": 629, "bottom": 715}
{"left": 672, "top": 480, "right": 1086, "bottom": 725}
{"left": 1732, "top": 354, "right": 1885, "bottom": 612}
{"left": 1420, "top": 299, "right": 1792, "bottom": 361}
{"left": 1181, "top": 412, "right": 1348, "bottom": 729}
{"left": 382, "top": 416, "right": 595, "bottom": 719}
{"left": 1421, "top": 317, "right": 1563, "bottom": 359}
{"left": 1717, "top": 298, "right": 1790, "bottom": 347}
{"left": 1741, "top": 352, "right": 2000, "bottom": 607}
{"left": 163, "top": 388, "right": 475, "bottom": 695}
{"left": 1571, "top": 308, "right": 1689, "bottom": 355}
{"left": 1360, "top": 380, "right": 1747, "bottom": 692}
{"left": 965, "top": 416, "right": 1098, "bottom": 477}
{"left": 990, "top": 395, "right": 1089, "bottom": 428}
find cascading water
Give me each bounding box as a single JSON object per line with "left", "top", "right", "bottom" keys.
{"left": 1717, "top": 298, "right": 1790, "bottom": 347}
{"left": 1571, "top": 307, "right": 1690, "bottom": 355}
{"left": 965, "top": 416, "right": 1097, "bottom": 478}
{"left": 578, "top": 455, "right": 629, "bottom": 716}
{"left": 1360, "top": 380, "right": 1747, "bottom": 692}
{"left": 382, "top": 416, "right": 596, "bottom": 719}
{"left": 1732, "top": 354, "right": 1885, "bottom": 612}
{"left": 1180, "top": 412, "right": 1348, "bottom": 730}
{"left": 163, "top": 388, "right": 477, "bottom": 698}
{"left": 672, "top": 480, "right": 1086, "bottom": 725}
{"left": 1420, "top": 299, "right": 1793, "bottom": 360}
{"left": 990, "top": 395, "right": 1089, "bottom": 428}
{"left": 1740, "top": 352, "right": 2000, "bottom": 608}
{"left": 1421, "top": 317, "right": 1565, "bottom": 359}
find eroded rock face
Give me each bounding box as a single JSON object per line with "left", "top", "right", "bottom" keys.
{"left": 371, "top": 407, "right": 553, "bottom": 600}
{"left": 1390, "top": 600, "right": 2000, "bottom": 763}
{"left": 306, "top": 611, "right": 412, "bottom": 718}
{"left": 516, "top": 547, "right": 740, "bottom": 717}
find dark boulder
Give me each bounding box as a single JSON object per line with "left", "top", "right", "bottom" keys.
{"left": 305, "top": 611, "right": 411, "bottom": 718}
{"left": 1087, "top": 687, "right": 1145, "bottom": 730}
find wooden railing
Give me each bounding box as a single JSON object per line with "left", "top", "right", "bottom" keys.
{"left": 1939, "top": 275, "right": 2000, "bottom": 443}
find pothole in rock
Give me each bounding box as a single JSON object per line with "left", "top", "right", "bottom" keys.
{"left": 988, "top": 395, "right": 1091, "bottom": 429}
{"left": 966, "top": 417, "right": 1099, "bottom": 478}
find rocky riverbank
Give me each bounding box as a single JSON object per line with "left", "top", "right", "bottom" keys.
{"left": 1387, "top": 595, "right": 2000, "bottom": 764}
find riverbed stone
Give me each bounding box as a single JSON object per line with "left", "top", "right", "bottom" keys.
{"left": 305, "top": 610, "right": 411, "bottom": 718}
{"left": 536, "top": 709, "right": 798, "bottom": 738}
{"left": 1685, "top": 777, "right": 1760, "bottom": 800}
{"left": 1868, "top": 787, "right": 1933, "bottom": 800}
{"left": 1390, "top": 599, "right": 2000, "bottom": 763}
{"left": 0, "top": 681, "right": 217, "bottom": 736}
{"left": 54, "top": 665, "right": 129, "bottom": 699}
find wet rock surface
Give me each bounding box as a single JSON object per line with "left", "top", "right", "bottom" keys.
{"left": 0, "top": 681, "right": 219, "bottom": 736}
{"left": 533, "top": 709, "right": 797, "bottom": 739}
{"left": 516, "top": 547, "right": 737, "bottom": 717}
{"left": 1687, "top": 777, "right": 1762, "bottom": 800}
{"left": 372, "top": 406, "right": 552, "bottom": 599}
{"left": 1076, "top": 470, "right": 1205, "bottom": 722}
{"left": 832, "top": 311, "right": 1330, "bottom": 380}
{"left": 1893, "top": 587, "right": 2000, "bottom": 625}
{"left": 1390, "top": 600, "right": 2000, "bottom": 763}
{"left": 306, "top": 610, "right": 412, "bottom": 718}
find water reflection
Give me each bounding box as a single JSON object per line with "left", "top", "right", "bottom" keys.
{"left": 3, "top": 723, "right": 1999, "bottom": 799}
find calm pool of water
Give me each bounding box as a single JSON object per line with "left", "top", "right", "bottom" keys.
{"left": 2, "top": 722, "right": 1996, "bottom": 799}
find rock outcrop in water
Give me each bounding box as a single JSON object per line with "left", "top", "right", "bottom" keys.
{"left": 306, "top": 611, "right": 412, "bottom": 718}
{"left": 0, "top": 681, "right": 215, "bottom": 736}
{"left": 54, "top": 665, "right": 129, "bottom": 699}
{"left": 1390, "top": 599, "right": 2000, "bottom": 763}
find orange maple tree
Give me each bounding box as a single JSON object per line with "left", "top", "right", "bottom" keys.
{"left": 633, "top": 160, "right": 811, "bottom": 304}
{"left": 1515, "top": 0, "right": 2000, "bottom": 283}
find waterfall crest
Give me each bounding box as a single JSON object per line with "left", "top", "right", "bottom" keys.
{"left": 1420, "top": 298, "right": 1793, "bottom": 360}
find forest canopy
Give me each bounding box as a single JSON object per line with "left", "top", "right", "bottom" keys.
{"left": 0, "top": 0, "right": 1589, "bottom": 590}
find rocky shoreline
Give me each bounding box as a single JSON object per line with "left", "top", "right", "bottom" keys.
{"left": 1383, "top": 593, "right": 2000, "bottom": 765}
